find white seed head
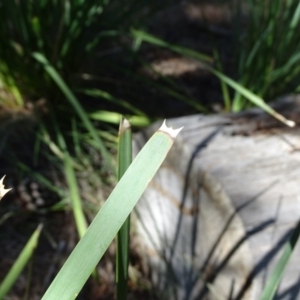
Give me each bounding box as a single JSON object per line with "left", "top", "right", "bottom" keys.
{"left": 158, "top": 120, "right": 183, "bottom": 139}
{"left": 0, "top": 175, "right": 12, "bottom": 200}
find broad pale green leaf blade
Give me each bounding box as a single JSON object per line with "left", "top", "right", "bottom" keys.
{"left": 259, "top": 221, "right": 300, "bottom": 300}
{"left": 0, "top": 224, "right": 43, "bottom": 299}
{"left": 42, "top": 121, "right": 182, "bottom": 300}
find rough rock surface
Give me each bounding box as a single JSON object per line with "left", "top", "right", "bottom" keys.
{"left": 133, "top": 95, "right": 300, "bottom": 299}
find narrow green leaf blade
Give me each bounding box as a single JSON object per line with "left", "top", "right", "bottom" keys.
{"left": 0, "top": 224, "right": 43, "bottom": 299}
{"left": 131, "top": 29, "right": 212, "bottom": 63}
{"left": 208, "top": 67, "right": 295, "bottom": 127}
{"left": 64, "top": 152, "right": 88, "bottom": 238}
{"left": 116, "top": 118, "right": 132, "bottom": 299}
{"left": 259, "top": 221, "right": 300, "bottom": 300}
{"left": 32, "top": 52, "right": 115, "bottom": 172}
{"left": 82, "top": 88, "right": 146, "bottom": 116}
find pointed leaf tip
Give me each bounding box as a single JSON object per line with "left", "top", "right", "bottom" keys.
{"left": 119, "top": 117, "right": 131, "bottom": 132}
{"left": 0, "top": 175, "right": 11, "bottom": 200}
{"left": 159, "top": 120, "right": 183, "bottom": 139}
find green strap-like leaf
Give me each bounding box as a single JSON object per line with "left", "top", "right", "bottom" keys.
{"left": 32, "top": 52, "right": 115, "bottom": 173}
{"left": 116, "top": 118, "right": 132, "bottom": 299}
{"left": 0, "top": 224, "right": 43, "bottom": 299}
{"left": 259, "top": 221, "right": 300, "bottom": 300}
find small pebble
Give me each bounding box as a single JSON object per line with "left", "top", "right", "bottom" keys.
{"left": 26, "top": 203, "right": 36, "bottom": 211}
{"left": 30, "top": 182, "right": 39, "bottom": 191}
{"left": 31, "top": 190, "right": 41, "bottom": 199}
{"left": 20, "top": 192, "right": 31, "bottom": 203}
{"left": 35, "top": 198, "right": 45, "bottom": 206}
{"left": 17, "top": 185, "right": 26, "bottom": 193}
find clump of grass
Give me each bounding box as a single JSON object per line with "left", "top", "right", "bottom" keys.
{"left": 231, "top": 0, "right": 300, "bottom": 111}
{"left": 0, "top": 3, "right": 187, "bottom": 297}
{"left": 131, "top": 29, "right": 295, "bottom": 127}
{"left": 0, "top": 0, "right": 190, "bottom": 176}
{"left": 0, "top": 120, "right": 181, "bottom": 299}
{"left": 0, "top": 0, "right": 178, "bottom": 111}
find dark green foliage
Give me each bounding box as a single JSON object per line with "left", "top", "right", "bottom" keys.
{"left": 232, "top": 0, "right": 300, "bottom": 110}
